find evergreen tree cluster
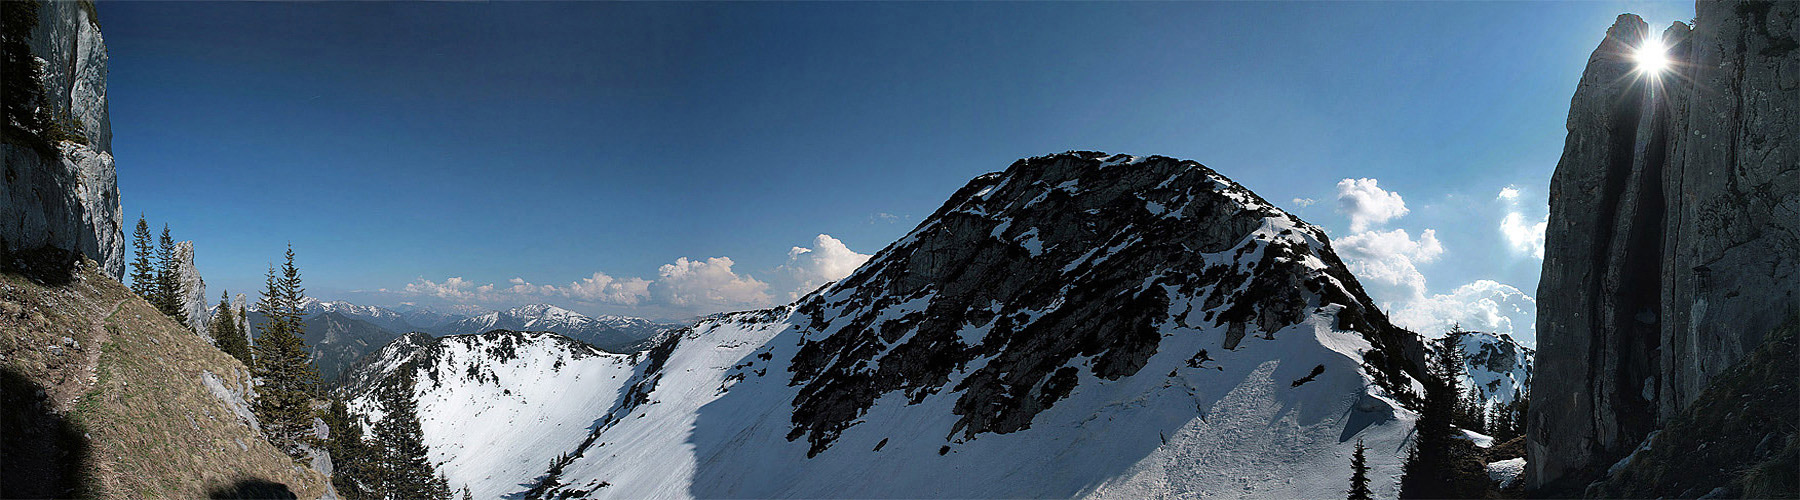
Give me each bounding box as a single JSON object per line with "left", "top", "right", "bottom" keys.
{"left": 211, "top": 291, "right": 253, "bottom": 368}
{"left": 127, "top": 215, "right": 190, "bottom": 325}
{"left": 1398, "top": 325, "right": 1488, "bottom": 499}
{"left": 1488, "top": 388, "right": 1530, "bottom": 442}
{"left": 251, "top": 245, "right": 324, "bottom": 458}
{"left": 326, "top": 371, "right": 452, "bottom": 500}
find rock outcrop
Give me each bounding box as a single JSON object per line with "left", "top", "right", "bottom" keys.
{"left": 175, "top": 241, "right": 209, "bottom": 339}
{"left": 0, "top": 1, "right": 122, "bottom": 279}
{"left": 1529, "top": 2, "right": 1800, "bottom": 490}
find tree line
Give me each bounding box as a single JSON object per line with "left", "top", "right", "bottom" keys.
{"left": 130, "top": 225, "right": 456, "bottom": 499}
{"left": 1347, "top": 325, "right": 1532, "bottom": 499}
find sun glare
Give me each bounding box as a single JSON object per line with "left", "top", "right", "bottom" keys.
{"left": 1634, "top": 37, "right": 1669, "bottom": 74}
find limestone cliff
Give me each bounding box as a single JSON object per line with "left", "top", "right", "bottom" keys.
{"left": 1, "top": 1, "right": 122, "bottom": 279}
{"left": 1529, "top": 1, "right": 1800, "bottom": 490}
{"left": 174, "top": 241, "right": 209, "bottom": 339}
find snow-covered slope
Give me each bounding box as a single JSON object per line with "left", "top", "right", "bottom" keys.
{"left": 502, "top": 152, "right": 1425, "bottom": 498}
{"left": 434, "top": 304, "right": 676, "bottom": 353}
{"left": 1457, "top": 331, "right": 1532, "bottom": 406}
{"left": 341, "top": 330, "right": 639, "bottom": 499}
{"left": 349, "top": 152, "right": 1432, "bottom": 499}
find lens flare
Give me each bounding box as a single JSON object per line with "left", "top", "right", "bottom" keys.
{"left": 1634, "top": 37, "right": 1669, "bottom": 74}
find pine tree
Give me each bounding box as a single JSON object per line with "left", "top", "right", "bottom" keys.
{"left": 372, "top": 373, "right": 450, "bottom": 500}
{"left": 1348, "top": 438, "right": 1373, "bottom": 500}
{"left": 152, "top": 224, "right": 187, "bottom": 323}
{"left": 325, "top": 398, "right": 379, "bottom": 500}
{"left": 212, "top": 291, "right": 254, "bottom": 367}
{"left": 1400, "top": 330, "right": 1471, "bottom": 499}
{"left": 251, "top": 246, "right": 322, "bottom": 458}
{"left": 128, "top": 215, "right": 155, "bottom": 297}
{"left": 1458, "top": 388, "right": 1488, "bottom": 434}
{"left": 460, "top": 486, "right": 474, "bottom": 500}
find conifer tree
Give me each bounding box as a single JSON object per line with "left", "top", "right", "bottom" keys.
{"left": 128, "top": 215, "right": 155, "bottom": 297}
{"left": 372, "top": 373, "right": 450, "bottom": 500}
{"left": 252, "top": 246, "right": 322, "bottom": 458}
{"left": 325, "top": 398, "right": 378, "bottom": 500}
{"left": 212, "top": 291, "right": 254, "bottom": 367}
{"left": 1400, "top": 330, "right": 1471, "bottom": 499}
{"left": 152, "top": 224, "right": 187, "bottom": 323}
{"left": 1348, "top": 438, "right": 1373, "bottom": 500}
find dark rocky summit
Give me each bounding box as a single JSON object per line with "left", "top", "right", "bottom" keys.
{"left": 1, "top": 1, "right": 122, "bottom": 279}
{"left": 1529, "top": 1, "right": 1799, "bottom": 491}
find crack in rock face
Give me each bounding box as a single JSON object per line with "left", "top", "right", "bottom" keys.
{"left": 781, "top": 151, "right": 1421, "bottom": 457}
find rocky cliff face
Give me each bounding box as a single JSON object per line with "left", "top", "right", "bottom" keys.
{"left": 174, "top": 241, "right": 209, "bottom": 339}
{"left": 1530, "top": 2, "right": 1800, "bottom": 490}
{"left": 0, "top": 1, "right": 122, "bottom": 279}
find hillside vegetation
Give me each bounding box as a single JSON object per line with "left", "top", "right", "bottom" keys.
{"left": 1, "top": 259, "right": 331, "bottom": 498}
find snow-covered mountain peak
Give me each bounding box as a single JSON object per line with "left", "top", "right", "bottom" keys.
{"left": 1456, "top": 331, "right": 1533, "bottom": 405}
{"left": 510, "top": 152, "right": 1430, "bottom": 498}
{"left": 346, "top": 152, "right": 1433, "bottom": 499}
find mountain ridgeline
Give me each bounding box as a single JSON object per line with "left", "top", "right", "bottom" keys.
{"left": 343, "top": 152, "right": 1433, "bottom": 498}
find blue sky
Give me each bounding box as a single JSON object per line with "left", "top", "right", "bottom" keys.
{"left": 101, "top": 1, "right": 1693, "bottom": 338}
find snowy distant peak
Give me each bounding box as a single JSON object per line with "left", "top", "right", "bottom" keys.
{"left": 434, "top": 303, "right": 679, "bottom": 353}
{"left": 772, "top": 151, "right": 1425, "bottom": 455}
{"left": 299, "top": 297, "right": 403, "bottom": 319}
{"left": 1456, "top": 330, "right": 1533, "bottom": 405}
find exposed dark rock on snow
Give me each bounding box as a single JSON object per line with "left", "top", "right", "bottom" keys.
{"left": 1, "top": 1, "right": 122, "bottom": 279}
{"left": 777, "top": 151, "right": 1426, "bottom": 457}
{"left": 1530, "top": 2, "right": 1800, "bottom": 490}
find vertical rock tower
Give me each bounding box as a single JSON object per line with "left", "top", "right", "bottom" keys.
{"left": 1530, "top": 1, "right": 1799, "bottom": 490}
{"left": 1, "top": 1, "right": 123, "bottom": 278}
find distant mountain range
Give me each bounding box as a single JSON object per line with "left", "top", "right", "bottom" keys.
{"left": 433, "top": 304, "right": 676, "bottom": 353}
{"left": 240, "top": 299, "right": 679, "bottom": 383}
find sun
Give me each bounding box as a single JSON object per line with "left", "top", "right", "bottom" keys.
{"left": 1634, "top": 37, "right": 1670, "bottom": 74}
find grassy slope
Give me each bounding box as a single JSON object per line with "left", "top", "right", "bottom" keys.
{"left": 1, "top": 261, "right": 330, "bottom": 499}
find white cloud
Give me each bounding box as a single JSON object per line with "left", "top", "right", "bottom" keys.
{"left": 868, "top": 212, "right": 905, "bottom": 224}
{"left": 403, "top": 276, "right": 493, "bottom": 301}
{"left": 651, "top": 257, "right": 771, "bottom": 309}
{"left": 779, "top": 234, "right": 872, "bottom": 300}
{"left": 1498, "top": 186, "right": 1547, "bottom": 259}
{"left": 1337, "top": 228, "right": 1443, "bottom": 299}
{"left": 1291, "top": 198, "right": 1317, "bottom": 209}
{"left": 1335, "top": 178, "right": 1410, "bottom": 232}
{"left": 550, "top": 272, "right": 652, "bottom": 305}
{"left": 1389, "top": 280, "right": 1537, "bottom": 344}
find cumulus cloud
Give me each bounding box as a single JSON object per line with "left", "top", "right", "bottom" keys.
{"left": 1389, "top": 280, "right": 1537, "bottom": 343}
{"left": 403, "top": 276, "right": 493, "bottom": 301}
{"left": 1291, "top": 198, "right": 1317, "bottom": 209}
{"left": 1337, "top": 228, "right": 1443, "bottom": 299}
{"left": 549, "top": 272, "right": 652, "bottom": 305}
{"left": 1336, "top": 178, "right": 1410, "bottom": 232}
{"left": 779, "top": 234, "right": 872, "bottom": 300}
{"left": 652, "top": 257, "right": 771, "bottom": 309}
{"left": 1498, "top": 186, "right": 1547, "bottom": 259}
